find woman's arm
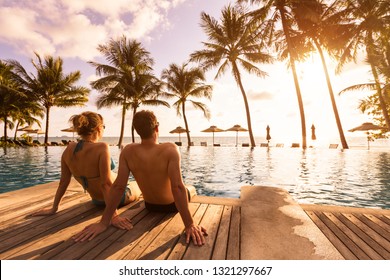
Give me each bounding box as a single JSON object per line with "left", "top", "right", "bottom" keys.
{"left": 31, "top": 150, "right": 71, "bottom": 216}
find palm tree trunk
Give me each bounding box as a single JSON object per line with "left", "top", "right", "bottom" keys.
{"left": 3, "top": 116, "right": 8, "bottom": 140}
{"left": 44, "top": 106, "right": 50, "bottom": 144}
{"left": 232, "top": 62, "right": 256, "bottom": 147}
{"left": 131, "top": 106, "right": 137, "bottom": 143}
{"left": 182, "top": 102, "right": 191, "bottom": 146}
{"left": 316, "top": 42, "right": 349, "bottom": 149}
{"left": 279, "top": 6, "right": 307, "bottom": 149}
{"left": 117, "top": 104, "right": 126, "bottom": 147}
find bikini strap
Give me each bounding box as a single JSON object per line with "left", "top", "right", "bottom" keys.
{"left": 73, "top": 140, "right": 84, "bottom": 155}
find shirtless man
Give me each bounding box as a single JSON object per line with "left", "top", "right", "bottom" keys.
{"left": 73, "top": 110, "right": 207, "bottom": 246}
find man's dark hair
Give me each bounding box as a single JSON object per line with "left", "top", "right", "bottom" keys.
{"left": 133, "top": 110, "right": 158, "bottom": 139}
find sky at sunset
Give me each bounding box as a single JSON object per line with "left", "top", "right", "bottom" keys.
{"left": 0, "top": 0, "right": 378, "bottom": 145}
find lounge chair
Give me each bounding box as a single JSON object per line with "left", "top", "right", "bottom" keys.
{"left": 242, "top": 143, "right": 250, "bottom": 147}
{"left": 276, "top": 143, "right": 284, "bottom": 148}
{"left": 329, "top": 144, "right": 339, "bottom": 149}
{"left": 33, "top": 140, "right": 42, "bottom": 145}
{"left": 260, "top": 143, "right": 268, "bottom": 147}
{"left": 213, "top": 143, "right": 221, "bottom": 147}
{"left": 189, "top": 142, "right": 194, "bottom": 146}
{"left": 291, "top": 143, "right": 300, "bottom": 148}
{"left": 200, "top": 142, "right": 207, "bottom": 146}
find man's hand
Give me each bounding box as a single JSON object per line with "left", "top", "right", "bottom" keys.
{"left": 30, "top": 207, "right": 57, "bottom": 216}
{"left": 72, "top": 222, "right": 108, "bottom": 242}
{"left": 111, "top": 216, "right": 133, "bottom": 230}
{"left": 185, "top": 224, "right": 208, "bottom": 246}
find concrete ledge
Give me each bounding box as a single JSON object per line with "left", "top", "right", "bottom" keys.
{"left": 240, "top": 185, "right": 344, "bottom": 259}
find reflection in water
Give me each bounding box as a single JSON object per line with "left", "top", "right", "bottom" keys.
{"left": 1, "top": 146, "right": 389, "bottom": 209}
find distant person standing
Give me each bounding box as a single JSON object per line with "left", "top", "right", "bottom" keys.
{"left": 74, "top": 110, "right": 207, "bottom": 246}
{"left": 31, "top": 111, "right": 140, "bottom": 230}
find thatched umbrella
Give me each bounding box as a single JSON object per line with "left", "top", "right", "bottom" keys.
{"left": 61, "top": 127, "right": 76, "bottom": 140}
{"left": 311, "top": 124, "right": 316, "bottom": 140}
{"left": 349, "top": 122, "right": 385, "bottom": 149}
{"left": 225, "top": 124, "right": 248, "bottom": 146}
{"left": 201, "top": 125, "right": 224, "bottom": 146}
{"left": 266, "top": 125, "right": 271, "bottom": 144}
{"left": 169, "top": 126, "right": 188, "bottom": 142}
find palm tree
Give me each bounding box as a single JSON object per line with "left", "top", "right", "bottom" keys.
{"left": 161, "top": 63, "right": 212, "bottom": 146}
{"left": 191, "top": 4, "right": 273, "bottom": 147}
{"left": 238, "top": 0, "right": 309, "bottom": 148}
{"left": 335, "top": 0, "right": 390, "bottom": 131}
{"left": 0, "top": 60, "right": 25, "bottom": 140}
{"left": 9, "top": 54, "right": 89, "bottom": 144}
{"left": 90, "top": 36, "right": 169, "bottom": 145}
{"left": 289, "top": 0, "right": 350, "bottom": 149}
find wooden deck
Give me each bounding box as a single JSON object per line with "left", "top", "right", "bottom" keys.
{"left": 0, "top": 180, "right": 389, "bottom": 260}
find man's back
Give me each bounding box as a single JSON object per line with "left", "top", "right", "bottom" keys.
{"left": 122, "top": 142, "right": 180, "bottom": 205}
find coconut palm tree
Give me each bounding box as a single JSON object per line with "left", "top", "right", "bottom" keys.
{"left": 238, "top": 0, "right": 308, "bottom": 148}
{"left": 190, "top": 4, "right": 273, "bottom": 147}
{"left": 90, "top": 36, "right": 169, "bottom": 145}
{"left": 0, "top": 60, "right": 24, "bottom": 140}
{"left": 289, "top": 0, "right": 350, "bottom": 149}
{"left": 8, "top": 54, "right": 89, "bottom": 144}
{"left": 161, "top": 63, "right": 212, "bottom": 146}
{"left": 335, "top": 0, "right": 390, "bottom": 131}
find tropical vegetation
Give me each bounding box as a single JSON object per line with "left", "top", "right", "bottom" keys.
{"left": 90, "top": 36, "right": 170, "bottom": 146}
{"left": 161, "top": 62, "right": 212, "bottom": 146}
{"left": 1, "top": 0, "right": 389, "bottom": 146}
{"left": 191, "top": 4, "right": 273, "bottom": 147}
{"left": 8, "top": 53, "right": 89, "bottom": 144}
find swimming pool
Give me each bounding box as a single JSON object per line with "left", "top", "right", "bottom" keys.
{"left": 1, "top": 145, "right": 389, "bottom": 209}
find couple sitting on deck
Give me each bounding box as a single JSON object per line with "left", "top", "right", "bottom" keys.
{"left": 32, "top": 110, "right": 207, "bottom": 246}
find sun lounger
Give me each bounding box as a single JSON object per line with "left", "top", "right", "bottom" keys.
{"left": 174, "top": 141, "right": 182, "bottom": 146}
{"left": 276, "top": 143, "right": 284, "bottom": 147}
{"left": 291, "top": 143, "right": 300, "bottom": 148}
{"left": 260, "top": 143, "right": 268, "bottom": 147}
{"left": 329, "top": 144, "right": 339, "bottom": 149}
{"left": 213, "top": 143, "right": 221, "bottom": 147}
{"left": 200, "top": 142, "right": 207, "bottom": 146}
{"left": 242, "top": 143, "right": 250, "bottom": 147}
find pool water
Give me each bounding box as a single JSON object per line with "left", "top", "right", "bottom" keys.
{"left": 1, "top": 145, "right": 389, "bottom": 209}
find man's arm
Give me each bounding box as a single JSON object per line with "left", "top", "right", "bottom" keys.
{"left": 73, "top": 146, "right": 132, "bottom": 242}
{"left": 167, "top": 144, "right": 207, "bottom": 246}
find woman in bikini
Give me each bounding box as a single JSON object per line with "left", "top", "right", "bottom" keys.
{"left": 31, "top": 111, "right": 141, "bottom": 229}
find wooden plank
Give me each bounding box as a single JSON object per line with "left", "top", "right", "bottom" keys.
{"left": 0, "top": 192, "right": 88, "bottom": 230}
{"left": 211, "top": 205, "right": 232, "bottom": 260}
{"left": 317, "top": 212, "right": 370, "bottom": 259}
{"left": 182, "top": 204, "right": 223, "bottom": 260}
{"left": 357, "top": 213, "right": 390, "bottom": 242}
{"left": 0, "top": 195, "right": 92, "bottom": 240}
{"left": 364, "top": 214, "right": 390, "bottom": 233}
{"left": 166, "top": 204, "right": 208, "bottom": 260}
{"left": 99, "top": 211, "right": 168, "bottom": 260}
{"left": 305, "top": 210, "right": 357, "bottom": 260}
{"left": 335, "top": 213, "right": 390, "bottom": 259}
{"left": 0, "top": 179, "right": 82, "bottom": 212}
{"left": 0, "top": 202, "right": 100, "bottom": 256}
{"left": 343, "top": 213, "right": 390, "bottom": 250}
{"left": 227, "top": 205, "right": 240, "bottom": 260}
{"left": 81, "top": 205, "right": 149, "bottom": 260}
{"left": 135, "top": 203, "right": 200, "bottom": 260}
{"left": 34, "top": 201, "right": 141, "bottom": 260}
{"left": 377, "top": 215, "right": 390, "bottom": 227}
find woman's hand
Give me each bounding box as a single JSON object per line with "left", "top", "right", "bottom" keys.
{"left": 30, "top": 207, "right": 57, "bottom": 216}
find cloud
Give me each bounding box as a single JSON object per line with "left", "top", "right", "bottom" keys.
{"left": 248, "top": 90, "right": 274, "bottom": 101}
{"left": 0, "top": 0, "right": 189, "bottom": 60}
